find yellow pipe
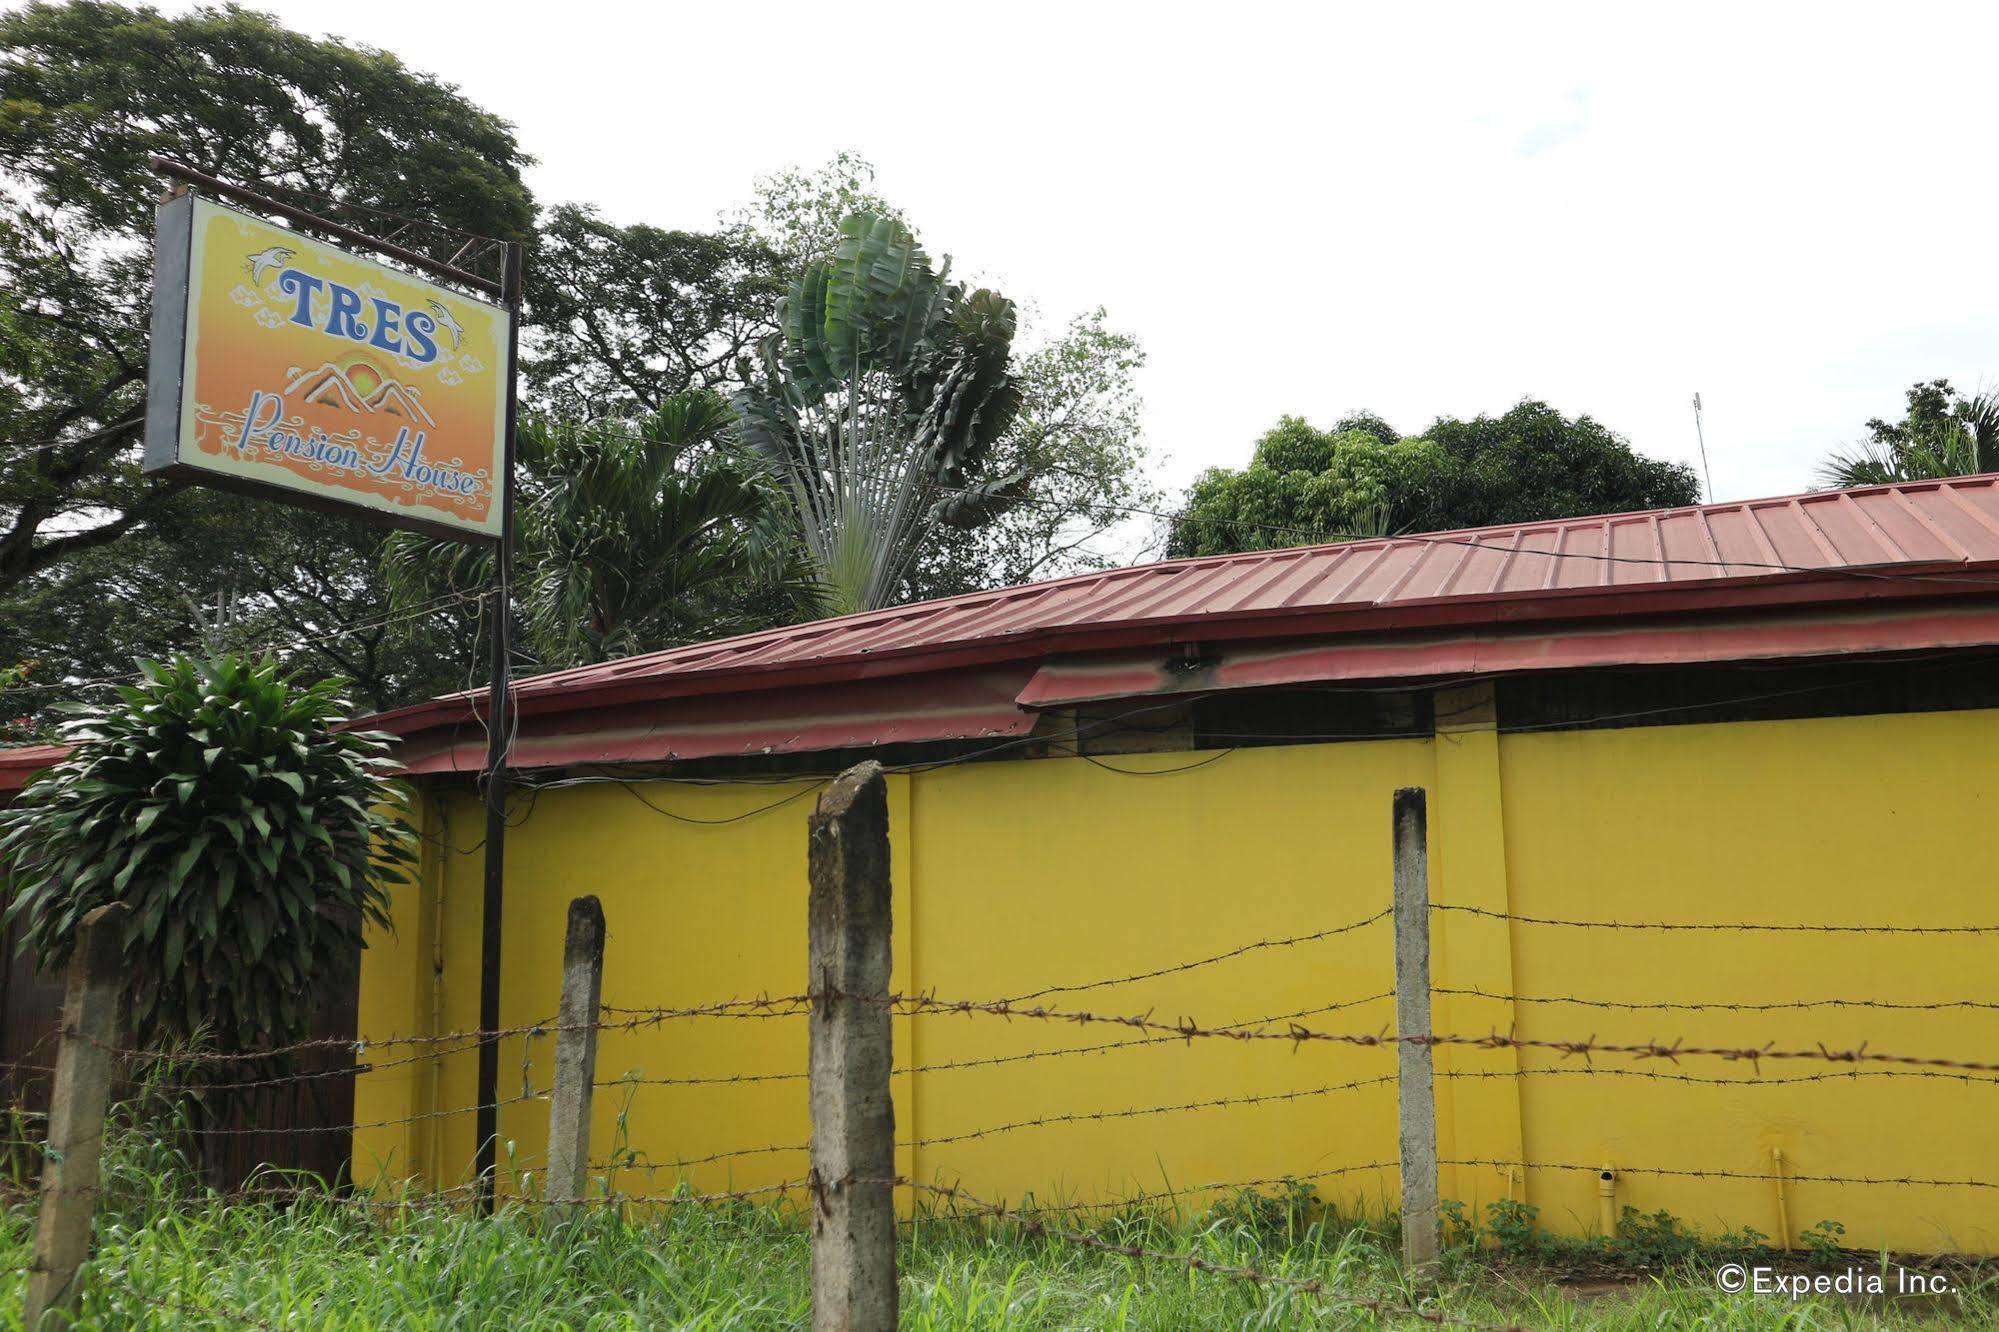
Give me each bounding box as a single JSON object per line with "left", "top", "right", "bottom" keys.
{"left": 425, "top": 795, "right": 451, "bottom": 1184}
{"left": 1597, "top": 1166, "right": 1617, "bottom": 1237}
{"left": 1773, "top": 1148, "right": 1792, "bottom": 1251}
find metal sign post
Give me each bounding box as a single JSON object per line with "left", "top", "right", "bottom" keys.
{"left": 141, "top": 159, "right": 520, "bottom": 1215}
{"left": 473, "top": 239, "right": 523, "bottom": 1214}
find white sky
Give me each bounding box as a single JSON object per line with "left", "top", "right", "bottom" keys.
{"left": 179, "top": 1, "right": 1999, "bottom": 508}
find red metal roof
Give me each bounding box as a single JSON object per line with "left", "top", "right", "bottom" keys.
{"left": 16, "top": 477, "right": 1999, "bottom": 786}
{"left": 363, "top": 475, "right": 1999, "bottom": 772}
{"left": 0, "top": 744, "right": 68, "bottom": 796}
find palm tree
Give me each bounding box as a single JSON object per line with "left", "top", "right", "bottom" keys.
{"left": 734, "top": 213, "right": 1028, "bottom": 616}
{"left": 1818, "top": 382, "right": 1999, "bottom": 488}
{"left": 384, "top": 391, "right": 800, "bottom": 668}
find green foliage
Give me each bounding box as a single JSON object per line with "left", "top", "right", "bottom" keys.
{"left": 0, "top": 0, "right": 535, "bottom": 591}
{"left": 1448, "top": 1198, "right": 1776, "bottom": 1273}
{"left": 385, "top": 395, "right": 803, "bottom": 667}
{"left": 0, "top": 0, "right": 532, "bottom": 715}
{"left": 1171, "top": 402, "right": 1702, "bottom": 558}
{"left": 528, "top": 204, "right": 784, "bottom": 416}
{"left": 914, "top": 309, "right": 1161, "bottom": 597}
{"left": 0, "top": 1159, "right": 1984, "bottom": 1330}
{"left": 0, "top": 656, "right": 413, "bottom": 1054}
{"left": 1480, "top": 1199, "right": 1545, "bottom": 1257}
{"left": 1818, "top": 378, "right": 1999, "bottom": 487}
{"left": 736, "top": 212, "right": 1027, "bottom": 615}
{"left": 1799, "top": 1218, "right": 1848, "bottom": 1261}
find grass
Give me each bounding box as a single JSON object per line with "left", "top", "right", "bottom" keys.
{"left": 0, "top": 1125, "right": 1993, "bottom": 1329}
{"left": 1, "top": 1178, "right": 1995, "bottom": 1330}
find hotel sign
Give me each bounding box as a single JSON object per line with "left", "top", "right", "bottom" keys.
{"left": 144, "top": 193, "right": 509, "bottom": 541}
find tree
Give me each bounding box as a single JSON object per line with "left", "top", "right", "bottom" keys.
{"left": 735, "top": 213, "right": 1028, "bottom": 615}
{"left": 738, "top": 157, "right": 1157, "bottom": 602}
{"left": 733, "top": 150, "right": 907, "bottom": 279}
{"left": 0, "top": 0, "right": 535, "bottom": 595}
{"left": 527, "top": 204, "right": 784, "bottom": 417}
{"left": 384, "top": 393, "right": 801, "bottom": 668}
{"left": 1170, "top": 402, "right": 1701, "bottom": 558}
{"left": 0, "top": 497, "right": 484, "bottom": 718}
{"left": 0, "top": 656, "right": 414, "bottom": 1057}
{"left": 1817, "top": 379, "right": 1999, "bottom": 488}
{"left": 913, "top": 309, "right": 1161, "bottom": 596}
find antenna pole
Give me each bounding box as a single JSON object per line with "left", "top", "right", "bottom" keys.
{"left": 1692, "top": 392, "right": 1716, "bottom": 502}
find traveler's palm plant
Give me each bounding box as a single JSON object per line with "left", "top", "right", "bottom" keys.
{"left": 735, "top": 213, "right": 1027, "bottom": 615}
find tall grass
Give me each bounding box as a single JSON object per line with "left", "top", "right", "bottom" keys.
{"left": 0, "top": 1126, "right": 1991, "bottom": 1329}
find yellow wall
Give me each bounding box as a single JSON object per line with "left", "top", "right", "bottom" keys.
{"left": 354, "top": 700, "right": 1999, "bottom": 1253}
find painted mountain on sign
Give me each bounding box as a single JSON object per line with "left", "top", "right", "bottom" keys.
{"left": 282, "top": 359, "right": 434, "bottom": 428}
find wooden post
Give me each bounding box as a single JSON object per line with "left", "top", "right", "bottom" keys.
{"left": 544, "top": 895, "right": 605, "bottom": 1209}
{"left": 807, "top": 762, "right": 897, "bottom": 1332}
{"left": 25, "top": 902, "right": 128, "bottom": 1329}
{"left": 1393, "top": 787, "right": 1440, "bottom": 1276}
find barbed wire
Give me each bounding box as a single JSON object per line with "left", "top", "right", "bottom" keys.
{"left": 997, "top": 909, "right": 1390, "bottom": 1004}
{"left": 828, "top": 989, "right": 1999, "bottom": 1074}
{"left": 906, "top": 1075, "right": 1395, "bottom": 1152}
{"left": 1435, "top": 985, "right": 1999, "bottom": 1013}
{"left": 1431, "top": 903, "right": 1999, "bottom": 934}
{"left": 82, "top": 997, "right": 811, "bottom": 1066}
{"left": 1440, "top": 1157, "right": 1999, "bottom": 1190}
{"left": 1443, "top": 1065, "right": 1999, "bottom": 1089}
{"left": 593, "top": 1140, "right": 807, "bottom": 1173}
{"left": 592, "top": 991, "right": 1399, "bottom": 1092}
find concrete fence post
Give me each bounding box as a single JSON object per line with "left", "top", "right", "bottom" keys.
{"left": 806, "top": 761, "right": 897, "bottom": 1332}
{"left": 1393, "top": 787, "right": 1440, "bottom": 1276}
{"left": 25, "top": 902, "right": 129, "bottom": 1329}
{"left": 545, "top": 895, "right": 605, "bottom": 1210}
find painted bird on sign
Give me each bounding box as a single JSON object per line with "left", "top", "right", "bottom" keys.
{"left": 427, "top": 299, "right": 464, "bottom": 350}
{"left": 245, "top": 246, "right": 295, "bottom": 286}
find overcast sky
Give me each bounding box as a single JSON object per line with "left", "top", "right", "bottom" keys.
{"left": 191, "top": 1, "right": 1998, "bottom": 509}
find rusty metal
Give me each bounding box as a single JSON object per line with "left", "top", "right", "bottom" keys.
{"left": 147, "top": 157, "right": 504, "bottom": 298}
{"left": 367, "top": 475, "right": 1999, "bottom": 765}
{"left": 827, "top": 989, "right": 1999, "bottom": 1075}
{"left": 998, "top": 908, "right": 1391, "bottom": 1004}
{"left": 1436, "top": 985, "right": 1999, "bottom": 1012}
{"left": 1432, "top": 903, "right": 1999, "bottom": 934}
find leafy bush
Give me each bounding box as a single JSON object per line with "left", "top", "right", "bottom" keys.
{"left": 0, "top": 656, "right": 413, "bottom": 1055}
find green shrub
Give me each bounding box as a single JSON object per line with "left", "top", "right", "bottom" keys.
{"left": 0, "top": 656, "right": 413, "bottom": 1056}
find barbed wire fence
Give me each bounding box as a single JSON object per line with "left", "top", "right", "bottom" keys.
{"left": 10, "top": 765, "right": 1999, "bottom": 1329}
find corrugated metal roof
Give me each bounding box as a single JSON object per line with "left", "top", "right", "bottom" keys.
{"left": 376, "top": 474, "right": 1999, "bottom": 731}
{"left": 18, "top": 477, "right": 1999, "bottom": 785}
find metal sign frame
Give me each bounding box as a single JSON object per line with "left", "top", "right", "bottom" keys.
{"left": 143, "top": 187, "right": 510, "bottom": 545}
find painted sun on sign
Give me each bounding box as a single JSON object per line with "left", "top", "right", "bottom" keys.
{"left": 144, "top": 194, "right": 510, "bottom": 542}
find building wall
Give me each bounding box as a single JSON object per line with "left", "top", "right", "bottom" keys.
{"left": 353, "top": 700, "right": 1999, "bottom": 1253}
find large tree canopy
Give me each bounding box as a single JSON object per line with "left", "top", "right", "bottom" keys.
{"left": 0, "top": 0, "right": 535, "bottom": 589}
{"left": 0, "top": 0, "right": 534, "bottom": 713}
{"left": 527, "top": 204, "right": 783, "bottom": 417}
{"left": 1170, "top": 401, "right": 1701, "bottom": 558}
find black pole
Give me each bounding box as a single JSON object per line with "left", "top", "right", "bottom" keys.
{"left": 474, "top": 239, "right": 523, "bottom": 1213}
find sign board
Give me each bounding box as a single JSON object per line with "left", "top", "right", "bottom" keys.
{"left": 144, "top": 193, "right": 509, "bottom": 542}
